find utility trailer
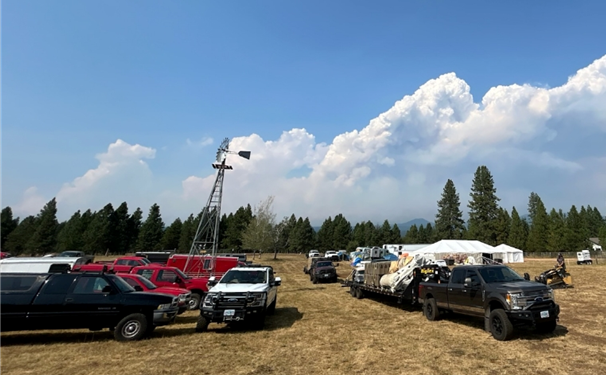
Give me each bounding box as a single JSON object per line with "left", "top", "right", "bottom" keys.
{"left": 342, "top": 258, "right": 450, "bottom": 306}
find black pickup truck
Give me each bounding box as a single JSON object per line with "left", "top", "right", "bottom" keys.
{"left": 419, "top": 264, "right": 560, "bottom": 341}
{"left": 1, "top": 272, "right": 179, "bottom": 341}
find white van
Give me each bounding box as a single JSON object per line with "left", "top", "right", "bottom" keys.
{"left": 0, "top": 257, "right": 88, "bottom": 273}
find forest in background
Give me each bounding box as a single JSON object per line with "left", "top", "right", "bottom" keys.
{"left": 2, "top": 166, "right": 605, "bottom": 255}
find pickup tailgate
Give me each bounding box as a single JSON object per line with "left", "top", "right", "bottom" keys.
{"left": 420, "top": 282, "right": 450, "bottom": 309}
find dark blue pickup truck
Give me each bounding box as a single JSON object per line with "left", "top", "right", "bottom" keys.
{"left": 419, "top": 264, "right": 560, "bottom": 341}
{"left": 1, "top": 272, "right": 179, "bottom": 341}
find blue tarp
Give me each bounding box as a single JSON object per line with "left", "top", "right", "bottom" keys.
{"left": 383, "top": 253, "right": 398, "bottom": 261}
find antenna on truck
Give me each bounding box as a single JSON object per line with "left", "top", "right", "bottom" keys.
{"left": 184, "top": 137, "right": 251, "bottom": 277}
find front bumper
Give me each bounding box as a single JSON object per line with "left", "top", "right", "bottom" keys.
{"left": 153, "top": 307, "right": 179, "bottom": 326}
{"left": 314, "top": 272, "right": 336, "bottom": 281}
{"left": 507, "top": 303, "right": 560, "bottom": 325}
{"left": 201, "top": 306, "right": 265, "bottom": 323}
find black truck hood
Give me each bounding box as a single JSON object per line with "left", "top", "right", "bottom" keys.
{"left": 123, "top": 291, "right": 175, "bottom": 304}
{"left": 491, "top": 280, "right": 549, "bottom": 292}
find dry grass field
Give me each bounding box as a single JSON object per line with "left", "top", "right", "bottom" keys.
{"left": 2, "top": 255, "right": 606, "bottom": 375}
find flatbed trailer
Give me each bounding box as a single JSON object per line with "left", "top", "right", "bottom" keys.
{"left": 342, "top": 262, "right": 450, "bottom": 306}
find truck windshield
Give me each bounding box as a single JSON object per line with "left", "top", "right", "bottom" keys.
{"left": 316, "top": 262, "right": 332, "bottom": 267}
{"left": 137, "top": 276, "right": 157, "bottom": 289}
{"left": 478, "top": 267, "right": 525, "bottom": 283}
{"left": 174, "top": 268, "right": 190, "bottom": 280}
{"left": 107, "top": 275, "right": 136, "bottom": 293}
{"left": 141, "top": 258, "right": 151, "bottom": 265}
{"left": 220, "top": 270, "right": 267, "bottom": 284}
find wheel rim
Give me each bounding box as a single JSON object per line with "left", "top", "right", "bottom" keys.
{"left": 189, "top": 298, "right": 199, "bottom": 309}
{"left": 122, "top": 320, "right": 141, "bottom": 338}
{"left": 492, "top": 316, "right": 503, "bottom": 335}
{"left": 426, "top": 304, "right": 433, "bottom": 318}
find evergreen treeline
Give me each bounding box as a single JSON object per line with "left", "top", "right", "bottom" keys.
{"left": 2, "top": 166, "right": 605, "bottom": 255}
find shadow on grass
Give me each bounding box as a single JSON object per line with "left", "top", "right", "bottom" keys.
{"left": 209, "top": 306, "right": 304, "bottom": 333}
{"left": 282, "top": 286, "right": 326, "bottom": 292}
{"left": 0, "top": 330, "right": 116, "bottom": 346}
{"left": 441, "top": 313, "right": 569, "bottom": 340}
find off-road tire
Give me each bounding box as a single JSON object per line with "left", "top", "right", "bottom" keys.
{"left": 349, "top": 287, "right": 356, "bottom": 297}
{"left": 355, "top": 287, "right": 364, "bottom": 299}
{"left": 489, "top": 309, "right": 514, "bottom": 341}
{"left": 267, "top": 297, "right": 276, "bottom": 315}
{"left": 423, "top": 298, "right": 440, "bottom": 321}
{"left": 189, "top": 293, "right": 202, "bottom": 310}
{"left": 536, "top": 320, "right": 557, "bottom": 334}
{"left": 195, "top": 315, "right": 209, "bottom": 332}
{"left": 114, "top": 313, "right": 148, "bottom": 341}
{"left": 312, "top": 275, "right": 318, "bottom": 284}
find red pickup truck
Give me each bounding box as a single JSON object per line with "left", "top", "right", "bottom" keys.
{"left": 130, "top": 265, "right": 209, "bottom": 310}
{"left": 166, "top": 255, "right": 241, "bottom": 278}
{"left": 73, "top": 256, "right": 158, "bottom": 273}
{"left": 117, "top": 273, "right": 192, "bottom": 314}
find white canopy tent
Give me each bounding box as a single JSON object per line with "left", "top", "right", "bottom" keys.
{"left": 411, "top": 240, "right": 496, "bottom": 264}
{"left": 494, "top": 244, "right": 525, "bottom": 263}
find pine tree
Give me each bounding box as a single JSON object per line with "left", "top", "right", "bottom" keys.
{"left": 564, "top": 205, "right": 586, "bottom": 251}
{"left": 526, "top": 193, "right": 549, "bottom": 252}
{"left": 317, "top": 217, "right": 334, "bottom": 251}
{"left": 82, "top": 204, "right": 115, "bottom": 253}
{"left": 113, "top": 202, "right": 130, "bottom": 254}
{"left": 136, "top": 204, "right": 165, "bottom": 251}
{"left": 56, "top": 211, "right": 84, "bottom": 251}
{"left": 547, "top": 209, "right": 566, "bottom": 251}
{"left": 1, "top": 207, "right": 19, "bottom": 249}
{"left": 161, "top": 218, "right": 182, "bottom": 250}
{"left": 404, "top": 225, "right": 419, "bottom": 244}
{"left": 467, "top": 166, "right": 500, "bottom": 245}
{"left": 26, "top": 198, "right": 59, "bottom": 254}
{"left": 507, "top": 207, "right": 527, "bottom": 250}
{"left": 417, "top": 224, "right": 428, "bottom": 243}
{"left": 178, "top": 213, "right": 196, "bottom": 252}
{"left": 495, "top": 208, "right": 511, "bottom": 245}
{"left": 391, "top": 223, "right": 402, "bottom": 243}
{"left": 378, "top": 220, "right": 393, "bottom": 245}
{"left": 435, "top": 179, "right": 465, "bottom": 240}
{"left": 4, "top": 216, "right": 37, "bottom": 255}
{"left": 332, "top": 214, "right": 352, "bottom": 249}
{"left": 352, "top": 223, "right": 364, "bottom": 247}
{"left": 424, "top": 223, "right": 434, "bottom": 243}
{"left": 127, "top": 207, "right": 143, "bottom": 251}
{"left": 598, "top": 225, "right": 606, "bottom": 252}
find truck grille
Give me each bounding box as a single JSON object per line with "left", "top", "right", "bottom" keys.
{"left": 214, "top": 293, "right": 248, "bottom": 308}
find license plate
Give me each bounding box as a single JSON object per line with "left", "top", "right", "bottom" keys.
{"left": 540, "top": 310, "right": 549, "bottom": 319}
{"left": 324, "top": 274, "right": 330, "bottom": 277}
{"left": 224, "top": 309, "right": 235, "bottom": 317}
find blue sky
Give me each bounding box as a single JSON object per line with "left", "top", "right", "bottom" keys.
{"left": 3, "top": 0, "right": 606, "bottom": 225}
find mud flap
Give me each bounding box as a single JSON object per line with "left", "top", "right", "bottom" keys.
{"left": 484, "top": 309, "right": 491, "bottom": 332}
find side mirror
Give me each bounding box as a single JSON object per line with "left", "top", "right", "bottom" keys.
{"left": 274, "top": 277, "right": 282, "bottom": 286}
{"left": 207, "top": 276, "right": 217, "bottom": 288}
{"left": 134, "top": 285, "right": 144, "bottom": 292}
{"left": 464, "top": 277, "right": 472, "bottom": 287}
{"left": 175, "top": 277, "right": 182, "bottom": 284}
{"left": 524, "top": 273, "right": 530, "bottom": 281}
{"left": 102, "top": 285, "right": 114, "bottom": 294}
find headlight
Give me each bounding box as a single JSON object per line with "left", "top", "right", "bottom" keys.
{"left": 506, "top": 293, "right": 523, "bottom": 310}
{"left": 247, "top": 292, "right": 266, "bottom": 306}
{"left": 178, "top": 294, "right": 188, "bottom": 301}
{"left": 545, "top": 289, "right": 554, "bottom": 300}
{"left": 203, "top": 293, "right": 216, "bottom": 306}
{"left": 157, "top": 303, "right": 172, "bottom": 310}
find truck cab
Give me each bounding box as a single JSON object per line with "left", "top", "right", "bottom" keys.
{"left": 130, "top": 265, "right": 208, "bottom": 310}
{"left": 196, "top": 266, "right": 281, "bottom": 331}
{"left": 419, "top": 265, "right": 560, "bottom": 341}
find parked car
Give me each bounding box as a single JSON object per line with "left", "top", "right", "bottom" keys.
{"left": 309, "top": 260, "right": 338, "bottom": 283}
{"left": 1, "top": 252, "right": 13, "bottom": 259}
{"left": 0, "top": 257, "right": 89, "bottom": 274}
{"left": 1, "top": 272, "right": 179, "bottom": 341}
{"left": 307, "top": 250, "right": 320, "bottom": 258}
{"left": 576, "top": 250, "right": 593, "bottom": 265}
{"left": 196, "top": 265, "right": 281, "bottom": 331}
{"left": 324, "top": 251, "right": 339, "bottom": 261}
{"left": 72, "top": 256, "right": 156, "bottom": 273}
{"left": 419, "top": 264, "right": 560, "bottom": 341}
{"left": 117, "top": 273, "right": 192, "bottom": 314}
{"left": 165, "top": 254, "right": 241, "bottom": 278}
{"left": 55, "top": 251, "right": 95, "bottom": 264}
{"left": 130, "top": 265, "right": 209, "bottom": 310}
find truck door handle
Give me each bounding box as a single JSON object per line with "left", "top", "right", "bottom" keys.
{"left": 448, "top": 288, "right": 453, "bottom": 291}
{"left": 65, "top": 298, "right": 74, "bottom": 302}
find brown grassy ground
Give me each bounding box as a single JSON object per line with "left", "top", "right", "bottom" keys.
{"left": 2, "top": 255, "right": 606, "bottom": 375}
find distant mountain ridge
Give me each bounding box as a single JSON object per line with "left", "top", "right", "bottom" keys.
{"left": 312, "top": 218, "right": 432, "bottom": 233}
{"left": 395, "top": 218, "right": 432, "bottom": 233}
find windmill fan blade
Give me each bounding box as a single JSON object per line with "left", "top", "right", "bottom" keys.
{"left": 238, "top": 151, "right": 251, "bottom": 160}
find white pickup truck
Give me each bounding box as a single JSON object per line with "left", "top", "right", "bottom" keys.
{"left": 196, "top": 266, "right": 281, "bottom": 331}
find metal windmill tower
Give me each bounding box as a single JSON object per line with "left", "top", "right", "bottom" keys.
{"left": 184, "top": 138, "right": 250, "bottom": 277}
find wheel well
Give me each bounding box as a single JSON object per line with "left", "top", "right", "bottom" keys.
{"left": 424, "top": 293, "right": 434, "bottom": 300}
{"left": 489, "top": 300, "right": 505, "bottom": 312}
{"left": 191, "top": 289, "right": 205, "bottom": 297}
